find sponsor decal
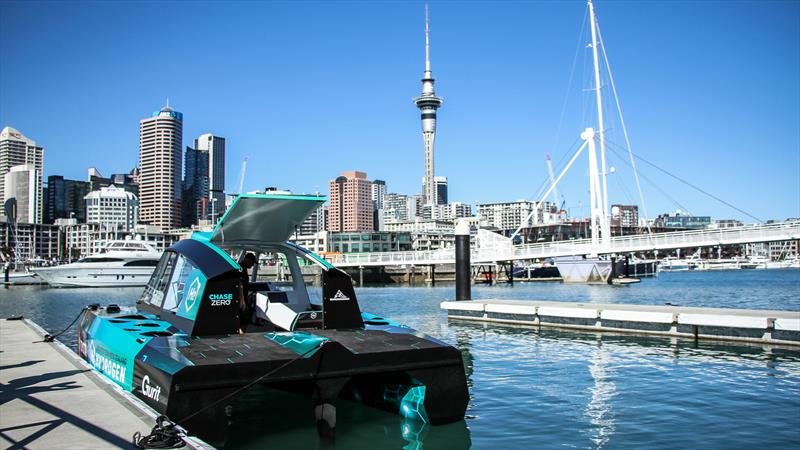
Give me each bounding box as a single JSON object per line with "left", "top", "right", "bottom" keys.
{"left": 330, "top": 290, "right": 350, "bottom": 302}
{"left": 87, "top": 340, "right": 127, "bottom": 385}
{"left": 141, "top": 375, "right": 161, "bottom": 402}
{"left": 209, "top": 293, "right": 233, "bottom": 306}
{"left": 310, "top": 312, "right": 317, "bottom": 320}
{"left": 184, "top": 277, "right": 202, "bottom": 312}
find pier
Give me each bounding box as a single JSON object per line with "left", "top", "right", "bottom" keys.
{"left": 0, "top": 319, "right": 210, "bottom": 449}
{"left": 441, "top": 299, "right": 800, "bottom": 347}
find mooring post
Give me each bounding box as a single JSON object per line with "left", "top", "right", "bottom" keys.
{"left": 455, "top": 220, "right": 471, "bottom": 301}
{"left": 358, "top": 266, "right": 364, "bottom": 287}
{"left": 430, "top": 264, "right": 436, "bottom": 286}
{"left": 508, "top": 261, "right": 514, "bottom": 285}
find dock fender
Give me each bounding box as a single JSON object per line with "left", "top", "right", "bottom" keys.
{"left": 407, "top": 363, "right": 470, "bottom": 425}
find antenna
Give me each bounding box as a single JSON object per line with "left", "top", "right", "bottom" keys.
{"left": 425, "top": 3, "right": 431, "bottom": 74}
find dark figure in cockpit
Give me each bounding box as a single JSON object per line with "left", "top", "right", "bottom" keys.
{"left": 238, "top": 252, "right": 257, "bottom": 333}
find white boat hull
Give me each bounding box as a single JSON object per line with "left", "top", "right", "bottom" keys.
{"left": 32, "top": 266, "right": 155, "bottom": 287}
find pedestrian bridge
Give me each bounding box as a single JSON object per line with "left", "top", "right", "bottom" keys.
{"left": 327, "top": 220, "right": 800, "bottom": 268}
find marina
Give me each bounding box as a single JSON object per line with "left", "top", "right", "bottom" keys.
{"left": 2, "top": 270, "right": 799, "bottom": 449}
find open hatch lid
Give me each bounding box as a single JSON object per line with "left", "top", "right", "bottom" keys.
{"left": 210, "top": 194, "right": 326, "bottom": 245}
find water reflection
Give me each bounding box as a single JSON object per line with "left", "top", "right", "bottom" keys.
{"left": 584, "top": 338, "right": 616, "bottom": 449}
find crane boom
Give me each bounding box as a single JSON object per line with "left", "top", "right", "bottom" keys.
{"left": 238, "top": 157, "right": 248, "bottom": 194}
{"left": 546, "top": 153, "right": 561, "bottom": 207}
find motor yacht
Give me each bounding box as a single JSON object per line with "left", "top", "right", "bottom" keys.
{"left": 33, "top": 240, "right": 161, "bottom": 287}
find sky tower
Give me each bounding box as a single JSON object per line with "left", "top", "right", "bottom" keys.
{"left": 414, "top": 4, "right": 443, "bottom": 206}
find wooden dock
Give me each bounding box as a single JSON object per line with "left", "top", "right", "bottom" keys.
{"left": 0, "top": 319, "right": 211, "bottom": 449}
{"left": 441, "top": 299, "right": 800, "bottom": 346}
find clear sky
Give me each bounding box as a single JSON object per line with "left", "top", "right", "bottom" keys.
{"left": 1, "top": 0, "right": 798, "bottom": 223}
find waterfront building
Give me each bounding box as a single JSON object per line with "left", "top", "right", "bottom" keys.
{"left": 194, "top": 134, "right": 225, "bottom": 222}
{"left": 182, "top": 144, "right": 210, "bottom": 226}
{"left": 653, "top": 211, "right": 712, "bottom": 229}
{"left": 477, "top": 200, "right": 556, "bottom": 232}
{"left": 0, "top": 221, "right": 60, "bottom": 261}
{"left": 714, "top": 219, "right": 743, "bottom": 229}
{"left": 328, "top": 231, "right": 412, "bottom": 253}
{"left": 288, "top": 230, "right": 328, "bottom": 255}
{"left": 85, "top": 185, "right": 139, "bottom": 232}
{"left": 382, "top": 193, "right": 416, "bottom": 223}
{"left": 383, "top": 219, "right": 456, "bottom": 251}
{"left": 327, "top": 171, "right": 374, "bottom": 232}
{"left": 422, "top": 201, "right": 472, "bottom": 221}
{"left": 434, "top": 176, "right": 447, "bottom": 205}
{"left": 3, "top": 165, "right": 41, "bottom": 224}
{"left": 139, "top": 104, "right": 183, "bottom": 230}
{"left": 44, "top": 175, "right": 91, "bottom": 224}
{"left": 413, "top": 7, "right": 443, "bottom": 206}
{"left": 611, "top": 204, "right": 639, "bottom": 228}
{"left": 0, "top": 127, "right": 44, "bottom": 223}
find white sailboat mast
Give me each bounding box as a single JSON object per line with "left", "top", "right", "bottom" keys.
{"left": 588, "top": 0, "right": 610, "bottom": 247}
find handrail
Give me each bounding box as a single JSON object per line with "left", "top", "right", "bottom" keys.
{"left": 328, "top": 221, "right": 800, "bottom": 266}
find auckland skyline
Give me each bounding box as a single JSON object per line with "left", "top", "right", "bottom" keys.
{"left": 1, "top": 0, "right": 798, "bottom": 223}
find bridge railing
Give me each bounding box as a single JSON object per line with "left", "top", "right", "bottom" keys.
{"left": 328, "top": 220, "right": 800, "bottom": 266}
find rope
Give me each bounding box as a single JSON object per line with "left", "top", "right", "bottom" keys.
{"left": 605, "top": 137, "right": 764, "bottom": 223}
{"left": 132, "top": 416, "right": 186, "bottom": 449}
{"left": 42, "top": 307, "right": 87, "bottom": 343}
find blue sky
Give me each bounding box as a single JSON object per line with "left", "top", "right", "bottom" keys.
{"left": 1, "top": 0, "right": 798, "bottom": 223}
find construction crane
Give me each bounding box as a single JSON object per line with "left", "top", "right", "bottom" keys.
{"left": 238, "top": 157, "right": 248, "bottom": 194}
{"left": 545, "top": 153, "right": 561, "bottom": 208}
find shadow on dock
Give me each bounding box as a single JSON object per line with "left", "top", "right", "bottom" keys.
{"left": 0, "top": 360, "right": 138, "bottom": 449}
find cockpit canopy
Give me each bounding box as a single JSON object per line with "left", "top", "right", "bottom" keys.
{"left": 137, "top": 194, "right": 363, "bottom": 336}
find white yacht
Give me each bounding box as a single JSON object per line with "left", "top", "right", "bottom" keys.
{"left": 33, "top": 240, "right": 162, "bottom": 287}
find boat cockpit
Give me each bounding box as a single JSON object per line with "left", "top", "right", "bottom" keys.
{"left": 136, "top": 194, "right": 363, "bottom": 337}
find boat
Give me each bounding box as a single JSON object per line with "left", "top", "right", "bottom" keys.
{"left": 33, "top": 240, "right": 161, "bottom": 287}
{"left": 75, "top": 194, "right": 469, "bottom": 446}
{"left": 512, "top": 260, "right": 561, "bottom": 280}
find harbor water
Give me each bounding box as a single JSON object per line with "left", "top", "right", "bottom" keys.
{"left": 1, "top": 269, "right": 799, "bottom": 449}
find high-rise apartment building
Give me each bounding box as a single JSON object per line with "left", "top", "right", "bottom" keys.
{"left": 1, "top": 127, "right": 44, "bottom": 223}
{"left": 328, "top": 171, "right": 374, "bottom": 232}
{"left": 139, "top": 104, "right": 183, "bottom": 230}
{"left": 371, "top": 179, "right": 386, "bottom": 210}
{"left": 3, "top": 164, "right": 40, "bottom": 223}
{"left": 44, "top": 175, "right": 91, "bottom": 224}
{"left": 194, "top": 134, "right": 225, "bottom": 221}
{"left": 85, "top": 185, "right": 139, "bottom": 231}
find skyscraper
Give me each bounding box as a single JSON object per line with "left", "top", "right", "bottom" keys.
{"left": 182, "top": 145, "right": 209, "bottom": 227}
{"left": 328, "top": 171, "right": 374, "bottom": 232}
{"left": 434, "top": 176, "right": 447, "bottom": 205}
{"left": 194, "top": 133, "right": 225, "bottom": 221}
{"left": 0, "top": 127, "right": 44, "bottom": 222}
{"left": 139, "top": 104, "right": 183, "bottom": 230}
{"left": 45, "top": 175, "right": 91, "bottom": 223}
{"left": 413, "top": 5, "right": 443, "bottom": 207}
